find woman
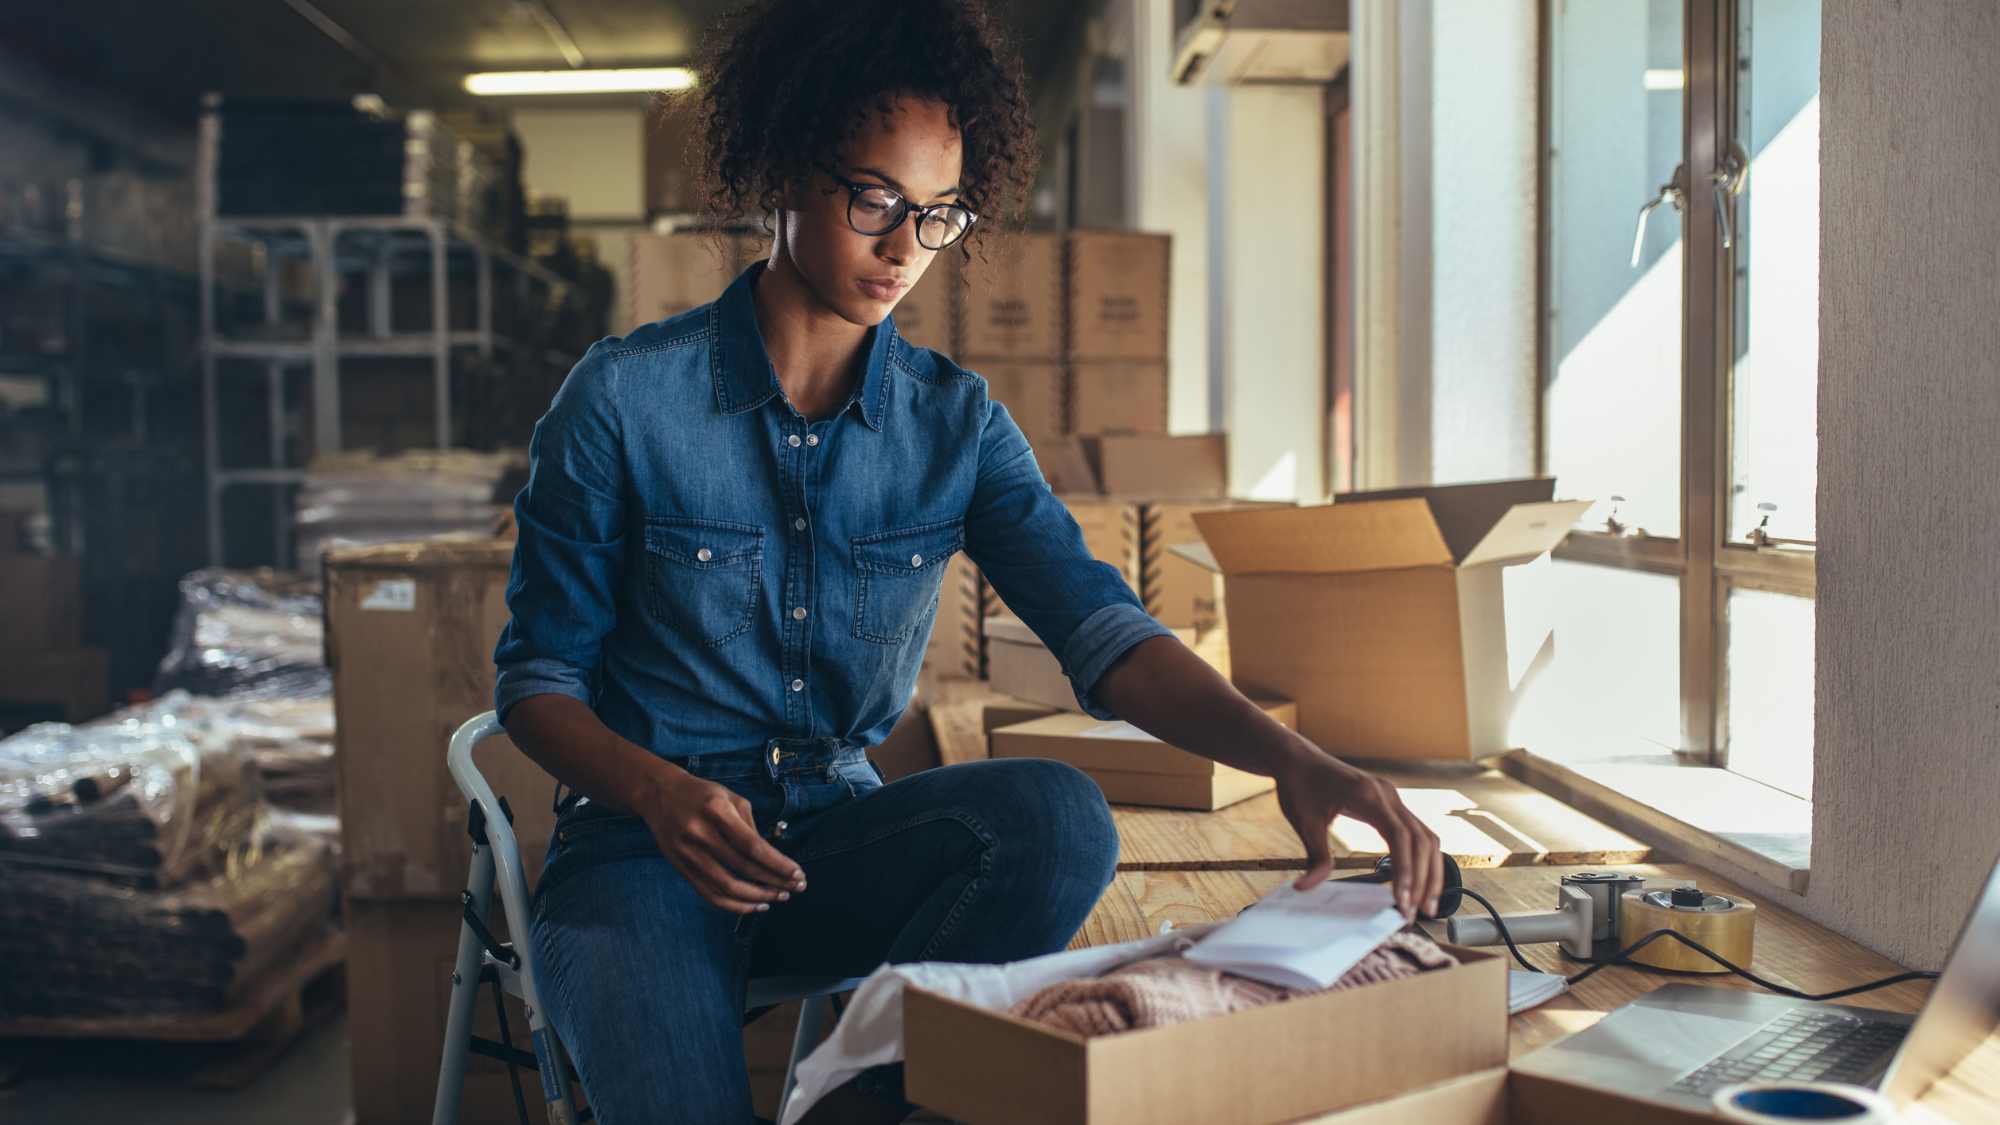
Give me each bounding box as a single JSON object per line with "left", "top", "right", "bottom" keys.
{"left": 494, "top": 1, "right": 1445, "bottom": 1121}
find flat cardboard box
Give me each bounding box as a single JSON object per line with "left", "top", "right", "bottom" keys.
{"left": 1070, "top": 361, "right": 1168, "bottom": 436}
{"left": 1086, "top": 433, "right": 1226, "bottom": 498}
{"left": 0, "top": 552, "right": 82, "bottom": 652}
{"left": 978, "top": 359, "right": 1065, "bottom": 448}
{"left": 988, "top": 701, "right": 1294, "bottom": 810}
{"left": 326, "top": 538, "right": 562, "bottom": 900}
{"left": 982, "top": 698, "right": 1061, "bottom": 736}
{"left": 894, "top": 253, "right": 959, "bottom": 353}
{"left": 905, "top": 942, "right": 1507, "bottom": 1125}
{"left": 983, "top": 615, "right": 1086, "bottom": 713}
{"left": 1184, "top": 479, "right": 1592, "bottom": 761}
{"left": 1296, "top": 1067, "right": 1714, "bottom": 1125}
{"left": 626, "top": 232, "right": 757, "bottom": 329}
{"left": 960, "top": 232, "right": 1064, "bottom": 359}
{"left": 1066, "top": 229, "right": 1170, "bottom": 362}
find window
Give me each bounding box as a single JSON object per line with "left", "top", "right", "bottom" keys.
{"left": 1539, "top": 0, "right": 1819, "bottom": 799}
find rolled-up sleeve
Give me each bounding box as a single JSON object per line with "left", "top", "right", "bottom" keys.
{"left": 963, "top": 396, "right": 1176, "bottom": 720}
{"left": 493, "top": 344, "right": 627, "bottom": 722}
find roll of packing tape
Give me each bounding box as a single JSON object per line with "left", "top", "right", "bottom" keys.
{"left": 1712, "top": 1081, "right": 1899, "bottom": 1123}
{"left": 1619, "top": 886, "right": 1757, "bottom": 972}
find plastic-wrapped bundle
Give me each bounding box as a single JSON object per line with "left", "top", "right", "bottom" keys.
{"left": 0, "top": 706, "right": 264, "bottom": 887}
{"left": 0, "top": 827, "right": 339, "bottom": 1018}
{"left": 200, "top": 695, "right": 336, "bottom": 810}
{"left": 152, "top": 568, "right": 330, "bottom": 701}
{"left": 292, "top": 448, "right": 520, "bottom": 575}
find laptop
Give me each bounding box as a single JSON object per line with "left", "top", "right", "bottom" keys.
{"left": 1511, "top": 848, "right": 2000, "bottom": 1113}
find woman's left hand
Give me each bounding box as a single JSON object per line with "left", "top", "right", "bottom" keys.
{"left": 1273, "top": 747, "right": 1445, "bottom": 920}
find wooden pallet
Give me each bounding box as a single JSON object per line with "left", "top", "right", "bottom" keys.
{"left": 0, "top": 926, "right": 347, "bottom": 1091}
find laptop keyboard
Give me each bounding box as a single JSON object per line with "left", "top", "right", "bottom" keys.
{"left": 1668, "top": 1008, "right": 1909, "bottom": 1097}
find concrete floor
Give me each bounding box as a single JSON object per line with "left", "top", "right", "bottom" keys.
{"left": 0, "top": 1012, "right": 352, "bottom": 1124}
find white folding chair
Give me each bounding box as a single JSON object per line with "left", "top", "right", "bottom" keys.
{"left": 432, "top": 710, "right": 864, "bottom": 1124}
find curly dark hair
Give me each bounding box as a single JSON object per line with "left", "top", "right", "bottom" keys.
{"left": 678, "top": 0, "right": 1039, "bottom": 253}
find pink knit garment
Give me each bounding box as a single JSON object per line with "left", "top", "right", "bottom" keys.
{"left": 1008, "top": 930, "right": 1459, "bottom": 1038}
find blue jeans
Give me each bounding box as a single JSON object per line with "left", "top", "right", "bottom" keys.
{"left": 528, "top": 737, "right": 1121, "bottom": 1124}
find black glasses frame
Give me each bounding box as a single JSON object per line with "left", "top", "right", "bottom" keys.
{"left": 816, "top": 161, "right": 979, "bottom": 250}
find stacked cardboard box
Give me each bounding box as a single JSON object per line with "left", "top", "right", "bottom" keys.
{"left": 958, "top": 231, "right": 1067, "bottom": 451}
{"left": 1067, "top": 230, "right": 1170, "bottom": 437}
{"left": 0, "top": 510, "right": 106, "bottom": 728}
{"left": 326, "top": 533, "right": 849, "bottom": 1119}
{"left": 919, "top": 551, "right": 989, "bottom": 689}
{"left": 323, "top": 537, "right": 570, "bottom": 1121}
{"left": 626, "top": 231, "right": 766, "bottom": 330}
{"left": 893, "top": 251, "right": 960, "bottom": 355}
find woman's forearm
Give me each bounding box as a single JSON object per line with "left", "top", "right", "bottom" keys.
{"left": 502, "top": 694, "right": 684, "bottom": 816}
{"left": 1090, "top": 635, "right": 1321, "bottom": 779}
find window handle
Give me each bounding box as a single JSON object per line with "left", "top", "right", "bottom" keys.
{"left": 1711, "top": 142, "right": 1749, "bottom": 252}
{"left": 1631, "top": 164, "right": 1686, "bottom": 268}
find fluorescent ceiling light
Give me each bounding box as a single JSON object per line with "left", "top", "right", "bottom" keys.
{"left": 464, "top": 68, "right": 696, "bottom": 96}
{"left": 1642, "top": 68, "right": 1685, "bottom": 91}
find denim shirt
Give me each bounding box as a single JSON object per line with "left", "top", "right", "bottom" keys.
{"left": 493, "top": 261, "right": 1175, "bottom": 760}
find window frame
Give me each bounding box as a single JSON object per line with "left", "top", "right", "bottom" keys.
{"left": 1536, "top": 0, "right": 1818, "bottom": 773}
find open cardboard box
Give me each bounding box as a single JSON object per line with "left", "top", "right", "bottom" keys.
{"left": 989, "top": 700, "right": 1295, "bottom": 810}
{"left": 905, "top": 943, "right": 1508, "bottom": 1125}
{"left": 1175, "top": 479, "right": 1592, "bottom": 762}
{"left": 1295, "top": 1066, "right": 1717, "bottom": 1125}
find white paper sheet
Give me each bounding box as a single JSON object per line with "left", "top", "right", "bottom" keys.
{"left": 1508, "top": 970, "right": 1568, "bottom": 1014}
{"left": 1075, "top": 720, "right": 1158, "bottom": 741}
{"left": 1184, "top": 880, "right": 1407, "bottom": 991}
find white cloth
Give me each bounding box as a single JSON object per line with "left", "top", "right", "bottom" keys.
{"left": 779, "top": 922, "right": 1220, "bottom": 1125}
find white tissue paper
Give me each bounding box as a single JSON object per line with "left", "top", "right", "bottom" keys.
{"left": 779, "top": 921, "right": 1221, "bottom": 1125}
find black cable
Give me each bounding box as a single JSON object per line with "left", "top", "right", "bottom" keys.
{"left": 1454, "top": 886, "right": 1940, "bottom": 1001}
{"left": 1454, "top": 887, "right": 1548, "bottom": 974}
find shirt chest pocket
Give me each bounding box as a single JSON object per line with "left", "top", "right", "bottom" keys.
{"left": 851, "top": 520, "right": 965, "bottom": 646}
{"left": 643, "top": 517, "right": 763, "bottom": 649}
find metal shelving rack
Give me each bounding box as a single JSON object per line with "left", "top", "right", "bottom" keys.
{"left": 195, "top": 109, "right": 575, "bottom": 567}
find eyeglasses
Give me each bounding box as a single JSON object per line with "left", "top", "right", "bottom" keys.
{"left": 816, "top": 162, "right": 978, "bottom": 250}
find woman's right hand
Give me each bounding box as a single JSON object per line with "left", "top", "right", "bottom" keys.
{"left": 637, "top": 765, "right": 807, "bottom": 914}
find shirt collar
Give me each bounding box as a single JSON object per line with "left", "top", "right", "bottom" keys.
{"left": 710, "top": 260, "right": 892, "bottom": 432}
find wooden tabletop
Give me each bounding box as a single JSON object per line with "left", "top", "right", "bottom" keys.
{"left": 1109, "top": 768, "right": 1652, "bottom": 872}
{"left": 1071, "top": 863, "right": 1935, "bottom": 1061}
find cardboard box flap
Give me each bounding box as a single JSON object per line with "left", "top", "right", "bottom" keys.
{"left": 1167, "top": 541, "right": 1220, "bottom": 574}
{"left": 1191, "top": 501, "right": 1455, "bottom": 575}
{"left": 1459, "top": 499, "right": 1596, "bottom": 568}
{"left": 1336, "top": 478, "right": 1557, "bottom": 565}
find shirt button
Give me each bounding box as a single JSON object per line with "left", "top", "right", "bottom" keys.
{"left": 696, "top": 547, "right": 713, "bottom": 562}
{"left": 793, "top": 517, "right": 807, "bottom": 532}
{"left": 910, "top": 553, "right": 923, "bottom": 567}
{"left": 792, "top": 606, "right": 808, "bottom": 620}
{"left": 805, "top": 433, "right": 819, "bottom": 447}
{"left": 787, "top": 434, "right": 802, "bottom": 448}
{"left": 790, "top": 678, "right": 804, "bottom": 692}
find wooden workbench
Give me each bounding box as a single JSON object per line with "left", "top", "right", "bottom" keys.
{"left": 1071, "top": 863, "right": 1936, "bottom": 1061}
{"left": 1109, "top": 770, "right": 1652, "bottom": 872}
